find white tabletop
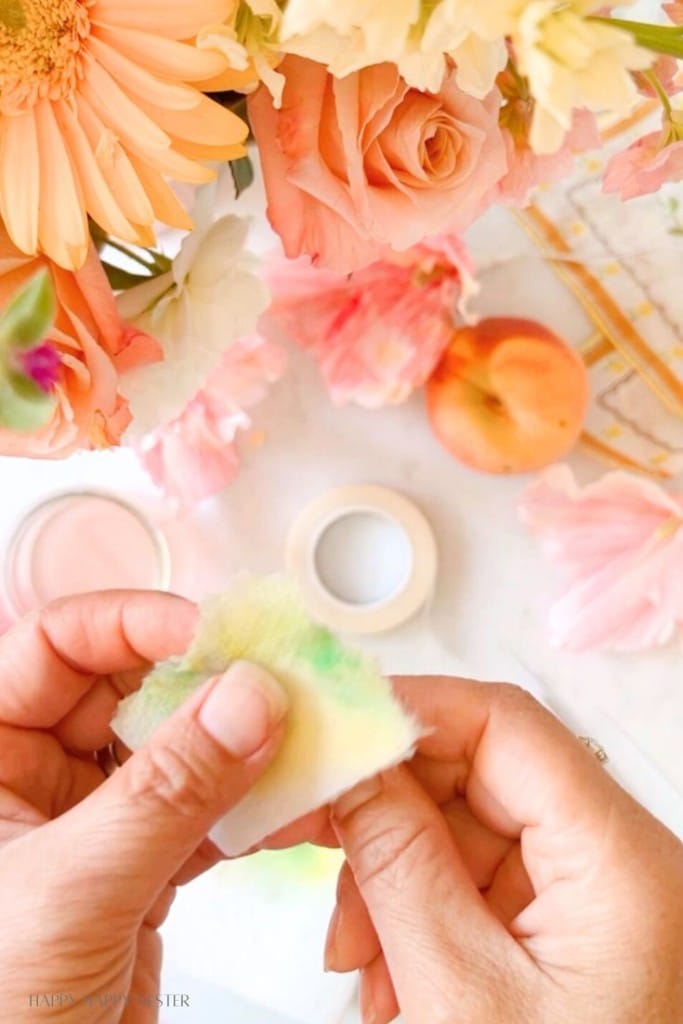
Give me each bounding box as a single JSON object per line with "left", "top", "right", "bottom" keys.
{"left": 1, "top": 102, "right": 681, "bottom": 1017}
{"left": 1, "top": 337, "right": 681, "bottom": 1024}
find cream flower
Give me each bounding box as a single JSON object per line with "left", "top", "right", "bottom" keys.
{"left": 278, "top": 0, "right": 507, "bottom": 97}
{"left": 511, "top": 0, "right": 652, "bottom": 153}
{"left": 117, "top": 213, "right": 269, "bottom": 435}
{"left": 196, "top": 0, "right": 285, "bottom": 105}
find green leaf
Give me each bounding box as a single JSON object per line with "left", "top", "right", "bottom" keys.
{"left": 88, "top": 218, "right": 109, "bottom": 252}
{"left": 230, "top": 155, "right": 255, "bottom": 198}
{"left": 0, "top": 270, "right": 55, "bottom": 350}
{"left": 208, "top": 91, "right": 249, "bottom": 124}
{"left": 101, "top": 263, "right": 156, "bottom": 291}
{"left": 0, "top": 372, "right": 56, "bottom": 432}
{"left": 590, "top": 17, "right": 683, "bottom": 60}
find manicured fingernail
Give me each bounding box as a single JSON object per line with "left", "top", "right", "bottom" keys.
{"left": 199, "top": 661, "right": 288, "bottom": 758}
{"left": 333, "top": 776, "right": 382, "bottom": 822}
{"left": 323, "top": 905, "right": 342, "bottom": 972}
{"left": 360, "top": 986, "right": 379, "bottom": 1024}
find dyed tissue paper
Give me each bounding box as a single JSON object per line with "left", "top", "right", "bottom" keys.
{"left": 113, "top": 576, "right": 421, "bottom": 856}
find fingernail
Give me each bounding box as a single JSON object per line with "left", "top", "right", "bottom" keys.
{"left": 199, "top": 661, "right": 288, "bottom": 759}
{"left": 360, "top": 984, "right": 379, "bottom": 1024}
{"left": 323, "top": 905, "right": 342, "bottom": 972}
{"left": 333, "top": 776, "right": 382, "bottom": 823}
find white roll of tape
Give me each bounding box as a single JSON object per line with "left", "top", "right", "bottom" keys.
{"left": 286, "top": 484, "right": 437, "bottom": 635}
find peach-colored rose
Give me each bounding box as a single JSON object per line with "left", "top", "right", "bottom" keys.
{"left": 0, "top": 230, "right": 160, "bottom": 458}
{"left": 249, "top": 56, "right": 507, "bottom": 273}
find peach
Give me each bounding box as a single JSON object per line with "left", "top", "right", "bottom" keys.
{"left": 426, "top": 317, "right": 589, "bottom": 474}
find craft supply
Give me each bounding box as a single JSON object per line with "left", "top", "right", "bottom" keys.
{"left": 285, "top": 485, "right": 437, "bottom": 635}
{"left": 3, "top": 492, "right": 171, "bottom": 618}
{"left": 113, "top": 575, "right": 422, "bottom": 857}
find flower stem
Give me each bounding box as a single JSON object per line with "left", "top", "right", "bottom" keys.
{"left": 644, "top": 68, "right": 673, "bottom": 115}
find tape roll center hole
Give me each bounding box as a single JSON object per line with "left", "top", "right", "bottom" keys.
{"left": 314, "top": 511, "right": 412, "bottom": 606}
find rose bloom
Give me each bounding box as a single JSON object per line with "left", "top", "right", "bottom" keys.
{"left": 0, "top": 229, "right": 159, "bottom": 458}
{"left": 249, "top": 56, "right": 507, "bottom": 273}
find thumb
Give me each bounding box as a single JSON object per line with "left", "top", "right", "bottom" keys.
{"left": 54, "top": 660, "right": 288, "bottom": 912}
{"left": 332, "top": 767, "right": 520, "bottom": 1020}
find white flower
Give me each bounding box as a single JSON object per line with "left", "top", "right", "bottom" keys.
{"left": 117, "top": 213, "right": 269, "bottom": 436}
{"left": 278, "top": 0, "right": 508, "bottom": 97}
{"left": 512, "top": 0, "right": 652, "bottom": 153}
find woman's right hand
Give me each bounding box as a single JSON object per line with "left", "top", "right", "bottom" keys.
{"left": 325, "top": 678, "right": 683, "bottom": 1023}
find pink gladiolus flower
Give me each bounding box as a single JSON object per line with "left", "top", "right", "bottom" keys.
{"left": 519, "top": 464, "right": 683, "bottom": 652}
{"left": 265, "top": 235, "right": 474, "bottom": 408}
{"left": 499, "top": 109, "right": 599, "bottom": 204}
{"left": 249, "top": 57, "right": 506, "bottom": 273}
{"left": 138, "top": 334, "right": 286, "bottom": 504}
{"left": 632, "top": 55, "right": 679, "bottom": 98}
{"left": 603, "top": 130, "right": 683, "bottom": 199}
{"left": 663, "top": 2, "right": 683, "bottom": 24}
{"left": 496, "top": 63, "right": 599, "bottom": 203}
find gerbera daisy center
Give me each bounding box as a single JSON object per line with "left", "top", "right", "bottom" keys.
{"left": 0, "top": 0, "right": 90, "bottom": 111}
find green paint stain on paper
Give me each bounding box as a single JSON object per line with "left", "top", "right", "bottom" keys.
{"left": 113, "top": 575, "right": 421, "bottom": 857}
{"left": 306, "top": 627, "right": 345, "bottom": 674}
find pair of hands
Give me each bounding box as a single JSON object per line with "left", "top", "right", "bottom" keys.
{"left": 0, "top": 591, "right": 681, "bottom": 1024}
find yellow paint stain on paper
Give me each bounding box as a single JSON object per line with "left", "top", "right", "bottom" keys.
{"left": 604, "top": 424, "right": 623, "bottom": 439}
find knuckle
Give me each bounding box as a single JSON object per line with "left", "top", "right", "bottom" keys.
{"left": 352, "top": 818, "right": 437, "bottom": 893}
{"left": 491, "top": 682, "right": 541, "bottom": 713}
{"left": 126, "top": 740, "right": 220, "bottom": 818}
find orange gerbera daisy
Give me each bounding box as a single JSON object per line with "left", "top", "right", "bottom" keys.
{"left": 0, "top": 0, "right": 247, "bottom": 269}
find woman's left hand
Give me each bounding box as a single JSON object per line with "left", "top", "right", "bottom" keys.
{"left": 0, "top": 590, "right": 289, "bottom": 1023}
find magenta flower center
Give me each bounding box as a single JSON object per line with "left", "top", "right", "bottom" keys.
{"left": 19, "top": 342, "right": 61, "bottom": 392}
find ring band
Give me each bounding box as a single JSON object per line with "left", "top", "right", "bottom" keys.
{"left": 579, "top": 736, "right": 609, "bottom": 764}
{"left": 95, "top": 741, "right": 124, "bottom": 777}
